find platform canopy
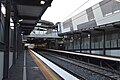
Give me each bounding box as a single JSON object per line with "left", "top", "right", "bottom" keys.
{"left": 7, "top": 0, "right": 53, "bottom": 35}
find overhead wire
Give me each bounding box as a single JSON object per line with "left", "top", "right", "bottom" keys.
{"left": 62, "top": 0, "right": 90, "bottom": 21}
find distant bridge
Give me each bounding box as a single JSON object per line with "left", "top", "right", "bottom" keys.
{"left": 24, "top": 33, "right": 62, "bottom": 39}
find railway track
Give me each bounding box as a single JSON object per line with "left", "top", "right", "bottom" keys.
{"left": 37, "top": 51, "right": 120, "bottom": 80}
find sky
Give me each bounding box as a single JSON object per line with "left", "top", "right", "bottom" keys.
{"left": 1, "top": 0, "right": 103, "bottom": 29}
{"left": 41, "top": 0, "right": 103, "bottom": 24}
{"left": 1, "top": 0, "right": 103, "bottom": 25}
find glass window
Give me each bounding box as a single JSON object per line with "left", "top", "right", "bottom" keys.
{"left": 100, "top": 0, "right": 113, "bottom": 16}
{"left": 86, "top": 7, "right": 95, "bottom": 21}
{"left": 113, "top": 0, "right": 120, "bottom": 12}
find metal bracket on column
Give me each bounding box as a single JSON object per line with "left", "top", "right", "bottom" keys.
{"left": 94, "top": 28, "right": 105, "bottom": 31}
{"left": 113, "top": 22, "right": 120, "bottom": 29}
{"left": 113, "top": 25, "right": 120, "bottom": 29}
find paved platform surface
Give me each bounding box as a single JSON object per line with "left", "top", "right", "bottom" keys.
{"left": 8, "top": 52, "right": 24, "bottom": 80}
{"left": 8, "top": 51, "right": 46, "bottom": 80}
{"left": 26, "top": 52, "right": 46, "bottom": 80}
{"left": 8, "top": 50, "right": 62, "bottom": 80}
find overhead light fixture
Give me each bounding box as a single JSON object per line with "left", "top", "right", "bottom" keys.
{"left": 40, "top": 0, "right": 45, "bottom": 4}
{"left": 19, "top": 19, "right": 23, "bottom": 22}
{"left": 1, "top": 4, "right": 6, "bottom": 15}
{"left": 17, "top": 23, "right": 20, "bottom": 25}
{"left": 115, "top": 0, "right": 120, "bottom": 2}
{"left": 88, "top": 34, "right": 90, "bottom": 38}
{"left": 10, "top": 27, "right": 14, "bottom": 29}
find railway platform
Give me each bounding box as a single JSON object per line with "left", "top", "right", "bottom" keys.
{"left": 8, "top": 50, "right": 63, "bottom": 80}
{"left": 34, "top": 49, "right": 120, "bottom": 80}
{"left": 1, "top": 0, "right": 120, "bottom": 80}
{"left": 6, "top": 49, "right": 120, "bottom": 80}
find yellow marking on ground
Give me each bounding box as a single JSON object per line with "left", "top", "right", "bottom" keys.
{"left": 28, "top": 50, "right": 61, "bottom": 80}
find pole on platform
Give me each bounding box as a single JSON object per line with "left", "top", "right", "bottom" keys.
{"left": 79, "top": 33, "right": 82, "bottom": 53}
{"left": 3, "top": 0, "right": 11, "bottom": 79}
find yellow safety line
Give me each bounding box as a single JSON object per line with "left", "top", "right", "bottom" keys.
{"left": 28, "top": 50, "right": 61, "bottom": 80}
